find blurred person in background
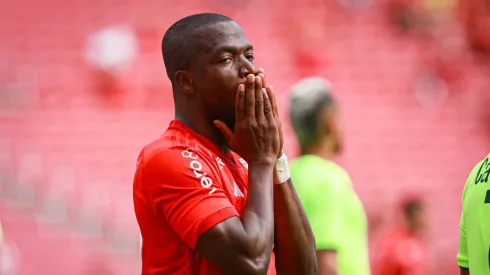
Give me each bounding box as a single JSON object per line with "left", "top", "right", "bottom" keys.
{"left": 85, "top": 25, "right": 138, "bottom": 108}
{"left": 458, "top": 0, "right": 490, "bottom": 59}
{"left": 457, "top": 152, "right": 490, "bottom": 275}
{"left": 384, "top": 0, "right": 433, "bottom": 36}
{"left": 373, "top": 197, "right": 428, "bottom": 275}
{"left": 288, "top": 77, "right": 371, "bottom": 275}
{"left": 133, "top": 13, "right": 317, "bottom": 275}
{"left": 0, "top": 221, "right": 16, "bottom": 275}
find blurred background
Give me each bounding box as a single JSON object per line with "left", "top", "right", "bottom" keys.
{"left": 0, "top": 0, "right": 489, "bottom": 274}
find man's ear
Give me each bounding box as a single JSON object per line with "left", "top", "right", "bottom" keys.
{"left": 174, "top": 70, "right": 194, "bottom": 95}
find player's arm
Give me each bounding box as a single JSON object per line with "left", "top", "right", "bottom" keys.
{"left": 195, "top": 162, "right": 275, "bottom": 275}
{"left": 263, "top": 83, "right": 317, "bottom": 275}
{"left": 280, "top": 173, "right": 344, "bottom": 275}
{"left": 145, "top": 146, "right": 275, "bottom": 275}
{"left": 198, "top": 75, "right": 280, "bottom": 274}
{"left": 460, "top": 268, "right": 469, "bottom": 275}
{"left": 272, "top": 178, "right": 318, "bottom": 275}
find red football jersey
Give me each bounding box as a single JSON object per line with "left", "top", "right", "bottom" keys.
{"left": 133, "top": 120, "right": 276, "bottom": 275}
{"left": 373, "top": 228, "right": 427, "bottom": 275}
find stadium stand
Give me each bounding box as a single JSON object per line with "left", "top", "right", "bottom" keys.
{"left": 0, "top": 0, "right": 489, "bottom": 274}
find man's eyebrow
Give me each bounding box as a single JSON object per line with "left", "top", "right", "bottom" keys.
{"left": 214, "top": 44, "right": 254, "bottom": 54}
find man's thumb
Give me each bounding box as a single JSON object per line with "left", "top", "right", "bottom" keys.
{"left": 213, "top": 120, "right": 233, "bottom": 144}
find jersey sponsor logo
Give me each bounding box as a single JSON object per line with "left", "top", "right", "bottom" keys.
{"left": 216, "top": 157, "right": 225, "bottom": 170}
{"left": 181, "top": 148, "right": 217, "bottom": 194}
{"left": 234, "top": 182, "right": 244, "bottom": 197}
{"left": 475, "top": 157, "right": 490, "bottom": 185}
{"left": 181, "top": 148, "right": 199, "bottom": 160}
{"left": 238, "top": 158, "right": 248, "bottom": 169}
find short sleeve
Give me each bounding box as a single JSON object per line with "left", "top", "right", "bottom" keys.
{"left": 142, "top": 146, "right": 239, "bottom": 249}
{"left": 306, "top": 178, "right": 346, "bottom": 250}
{"left": 457, "top": 173, "right": 472, "bottom": 269}
{"left": 457, "top": 211, "right": 469, "bottom": 268}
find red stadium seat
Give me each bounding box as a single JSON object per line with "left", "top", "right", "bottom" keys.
{"left": 0, "top": 1, "right": 489, "bottom": 274}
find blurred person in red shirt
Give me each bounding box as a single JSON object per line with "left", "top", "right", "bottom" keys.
{"left": 85, "top": 25, "right": 138, "bottom": 108}
{"left": 373, "top": 197, "right": 428, "bottom": 275}
{"left": 458, "top": 0, "right": 490, "bottom": 57}
{"left": 132, "top": 13, "right": 317, "bottom": 275}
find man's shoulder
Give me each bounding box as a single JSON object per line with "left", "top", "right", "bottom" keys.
{"left": 137, "top": 132, "right": 222, "bottom": 182}
{"left": 291, "top": 156, "right": 350, "bottom": 184}
{"left": 140, "top": 128, "right": 213, "bottom": 162}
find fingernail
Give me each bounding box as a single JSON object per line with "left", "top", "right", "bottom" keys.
{"left": 239, "top": 84, "right": 245, "bottom": 91}
{"left": 247, "top": 74, "right": 255, "bottom": 82}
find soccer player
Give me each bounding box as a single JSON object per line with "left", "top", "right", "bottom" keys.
{"left": 133, "top": 13, "right": 317, "bottom": 275}
{"left": 457, "top": 152, "right": 490, "bottom": 275}
{"left": 373, "top": 197, "right": 428, "bottom": 275}
{"left": 288, "top": 77, "right": 370, "bottom": 275}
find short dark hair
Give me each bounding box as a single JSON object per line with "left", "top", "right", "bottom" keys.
{"left": 161, "top": 13, "right": 233, "bottom": 81}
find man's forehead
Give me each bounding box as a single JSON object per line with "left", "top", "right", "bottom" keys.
{"left": 195, "top": 21, "right": 251, "bottom": 51}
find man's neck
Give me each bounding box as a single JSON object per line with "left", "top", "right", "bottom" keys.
{"left": 301, "top": 139, "right": 336, "bottom": 160}
{"left": 175, "top": 113, "right": 230, "bottom": 153}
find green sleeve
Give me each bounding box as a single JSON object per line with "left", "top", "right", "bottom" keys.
{"left": 457, "top": 208, "right": 469, "bottom": 268}
{"left": 457, "top": 166, "right": 475, "bottom": 269}
{"left": 306, "top": 178, "right": 346, "bottom": 251}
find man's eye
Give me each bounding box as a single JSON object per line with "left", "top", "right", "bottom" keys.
{"left": 246, "top": 55, "right": 254, "bottom": 61}
{"left": 220, "top": 57, "right": 233, "bottom": 63}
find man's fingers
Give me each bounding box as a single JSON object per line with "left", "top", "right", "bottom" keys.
{"left": 245, "top": 74, "right": 256, "bottom": 119}
{"left": 257, "top": 68, "right": 267, "bottom": 88}
{"left": 263, "top": 88, "right": 274, "bottom": 122}
{"left": 254, "top": 76, "right": 265, "bottom": 121}
{"left": 266, "top": 85, "right": 279, "bottom": 118}
{"left": 213, "top": 120, "right": 233, "bottom": 145}
{"left": 235, "top": 84, "right": 245, "bottom": 121}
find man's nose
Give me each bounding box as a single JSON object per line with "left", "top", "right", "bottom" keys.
{"left": 239, "top": 57, "right": 256, "bottom": 78}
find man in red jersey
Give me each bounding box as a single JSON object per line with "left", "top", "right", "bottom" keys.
{"left": 133, "top": 13, "right": 317, "bottom": 275}
{"left": 373, "top": 197, "right": 428, "bottom": 275}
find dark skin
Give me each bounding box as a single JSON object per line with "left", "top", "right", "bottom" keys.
{"left": 460, "top": 268, "right": 469, "bottom": 275}
{"left": 172, "top": 21, "right": 316, "bottom": 274}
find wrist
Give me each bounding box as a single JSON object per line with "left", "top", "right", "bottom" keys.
{"left": 274, "top": 153, "right": 291, "bottom": 184}
{"left": 249, "top": 158, "right": 276, "bottom": 168}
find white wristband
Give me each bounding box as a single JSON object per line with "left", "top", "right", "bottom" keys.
{"left": 274, "top": 153, "right": 291, "bottom": 184}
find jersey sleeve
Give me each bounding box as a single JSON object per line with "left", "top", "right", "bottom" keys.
{"left": 457, "top": 166, "right": 474, "bottom": 269}
{"left": 457, "top": 209, "right": 469, "bottom": 268}
{"left": 142, "top": 146, "right": 239, "bottom": 249}
{"left": 306, "top": 176, "right": 347, "bottom": 250}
